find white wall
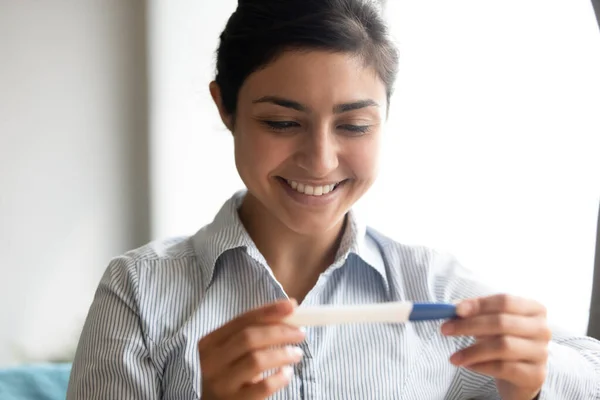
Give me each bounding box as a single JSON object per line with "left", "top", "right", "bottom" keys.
{"left": 148, "top": 0, "right": 242, "bottom": 239}
{"left": 0, "top": 0, "right": 150, "bottom": 366}
{"left": 149, "top": 0, "right": 600, "bottom": 335}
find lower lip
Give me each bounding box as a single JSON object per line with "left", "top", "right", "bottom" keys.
{"left": 277, "top": 178, "right": 345, "bottom": 207}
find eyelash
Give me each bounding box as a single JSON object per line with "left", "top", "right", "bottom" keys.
{"left": 262, "top": 121, "right": 371, "bottom": 135}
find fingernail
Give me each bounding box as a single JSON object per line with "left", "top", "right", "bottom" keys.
{"left": 282, "top": 365, "right": 294, "bottom": 379}
{"left": 290, "top": 298, "right": 298, "bottom": 307}
{"left": 287, "top": 346, "right": 303, "bottom": 360}
{"left": 457, "top": 301, "right": 472, "bottom": 317}
{"left": 298, "top": 326, "right": 306, "bottom": 335}
{"left": 450, "top": 352, "right": 463, "bottom": 365}
{"left": 441, "top": 322, "right": 455, "bottom": 335}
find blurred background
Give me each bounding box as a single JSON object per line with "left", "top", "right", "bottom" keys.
{"left": 1, "top": 0, "right": 599, "bottom": 369}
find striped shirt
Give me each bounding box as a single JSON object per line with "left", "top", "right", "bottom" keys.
{"left": 68, "top": 191, "right": 600, "bottom": 399}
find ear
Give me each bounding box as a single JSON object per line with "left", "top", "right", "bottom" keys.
{"left": 209, "top": 81, "right": 234, "bottom": 132}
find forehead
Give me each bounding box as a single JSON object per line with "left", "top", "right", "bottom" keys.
{"left": 239, "top": 50, "right": 387, "bottom": 108}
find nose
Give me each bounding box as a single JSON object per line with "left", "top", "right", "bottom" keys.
{"left": 294, "top": 125, "right": 339, "bottom": 178}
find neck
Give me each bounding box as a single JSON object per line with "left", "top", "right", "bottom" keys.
{"left": 238, "top": 193, "right": 346, "bottom": 300}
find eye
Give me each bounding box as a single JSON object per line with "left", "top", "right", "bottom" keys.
{"left": 262, "top": 120, "right": 300, "bottom": 132}
{"left": 339, "top": 124, "right": 372, "bottom": 135}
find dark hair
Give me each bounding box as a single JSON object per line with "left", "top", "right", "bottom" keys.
{"left": 215, "top": 0, "right": 399, "bottom": 117}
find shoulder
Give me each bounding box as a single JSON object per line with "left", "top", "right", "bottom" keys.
{"left": 98, "top": 236, "right": 206, "bottom": 340}
{"left": 101, "top": 236, "right": 200, "bottom": 292}
{"left": 122, "top": 235, "right": 197, "bottom": 263}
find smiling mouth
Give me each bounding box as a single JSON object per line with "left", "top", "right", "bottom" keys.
{"left": 277, "top": 177, "right": 345, "bottom": 196}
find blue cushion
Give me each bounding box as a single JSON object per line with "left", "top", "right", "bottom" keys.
{"left": 0, "top": 363, "right": 71, "bottom": 400}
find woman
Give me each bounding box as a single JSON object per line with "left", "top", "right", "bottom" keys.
{"left": 67, "top": 0, "right": 600, "bottom": 399}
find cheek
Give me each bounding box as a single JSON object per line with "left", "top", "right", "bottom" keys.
{"left": 345, "top": 138, "right": 381, "bottom": 180}
{"left": 234, "top": 131, "right": 289, "bottom": 179}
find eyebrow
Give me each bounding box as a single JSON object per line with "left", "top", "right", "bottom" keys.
{"left": 333, "top": 99, "right": 379, "bottom": 114}
{"left": 252, "top": 96, "right": 379, "bottom": 114}
{"left": 252, "top": 96, "right": 307, "bottom": 112}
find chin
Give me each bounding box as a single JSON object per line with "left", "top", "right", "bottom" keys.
{"left": 280, "top": 212, "right": 345, "bottom": 237}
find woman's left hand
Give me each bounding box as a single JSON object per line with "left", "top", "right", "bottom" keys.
{"left": 441, "top": 294, "right": 552, "bottom": 400}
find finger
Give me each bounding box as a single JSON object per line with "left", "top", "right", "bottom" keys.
{"left": 456, "top": 294, "right": 546, "bottom": 318}
{"left": 202, "top": 324, "right": 305, "bottom": 377}
{"left": 450, "top": 336, "right": 549, "bottom": 367}
{"left": 216, "top": 299, "right": 297, "bottom": 343}
{"left": 464, "top": 360, "right": 547, "bottom": 391}
{"left": 442, "top": 314, "right": 552, "bottom": 340}
{"left": 212, "top": 345, "right": 303, "bottom": 394}
{"left": 199, "top": 299, "right": 297, "bottom": 349}
{"left": 239, "top": 366, "right": 294, "bottom": 400}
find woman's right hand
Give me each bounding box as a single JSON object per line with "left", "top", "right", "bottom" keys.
{"left": 198, "top": 299, "right": 305, "bottom": 400}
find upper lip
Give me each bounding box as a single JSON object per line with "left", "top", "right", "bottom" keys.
{"left": 280, "top": 177, "right": 344, "bottom": 186}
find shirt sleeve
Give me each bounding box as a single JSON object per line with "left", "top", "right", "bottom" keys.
{"left": 430, "top": 250, "right": 600, "bottom": 400}
{"left": 67, "top": 257, "right": 161, "bottom": 399}
{"left": 537, "top": 331, "right": 600, "bottom": 399}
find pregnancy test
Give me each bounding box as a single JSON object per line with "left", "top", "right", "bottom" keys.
{"left": 283, "top": 302, "right": 456, "bottom": 327}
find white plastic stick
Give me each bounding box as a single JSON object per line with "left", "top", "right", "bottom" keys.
{"left": 283, "top": 302, "right": 414, "bottom": 327}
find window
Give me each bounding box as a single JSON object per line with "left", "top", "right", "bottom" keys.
{"left": 148, "top": 0, "right": 600, "bottom": 334}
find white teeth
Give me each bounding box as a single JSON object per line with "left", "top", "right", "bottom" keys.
{"left": 286, "top": 180, "right": 339, "bottom": 196}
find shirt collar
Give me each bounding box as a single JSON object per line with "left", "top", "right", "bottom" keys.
{"left": 192, "top": 190, "right": 388, "bottom": 291}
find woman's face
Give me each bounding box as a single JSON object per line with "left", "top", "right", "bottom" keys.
{"left": 213, "top": 50, "right": 387, "bottom": 236}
